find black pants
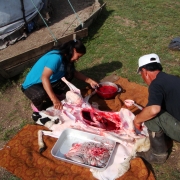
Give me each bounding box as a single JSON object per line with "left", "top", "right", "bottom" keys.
{"left": 22, "top": 79, "right": 67, "bottom": 111}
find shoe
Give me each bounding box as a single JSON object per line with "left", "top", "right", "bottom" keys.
{"left": 136, "top": 130, "right": 168, "bottom": 164}
{"left": 31, "top": 103, "right": 39, "bottom": 112}
{"left": 137, "top": 149, "right": 168, "bottom": 164}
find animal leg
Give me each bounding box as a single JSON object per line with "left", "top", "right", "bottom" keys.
{"left": 38, "top": 130, "right": 46, "bottom": 153}
{"left": 61, "top": 77, "right": 81, "bottom": 94}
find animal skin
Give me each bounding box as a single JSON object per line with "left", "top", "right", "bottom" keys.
{"left": 32, "top": 77, "right": 150, "bottom": 180}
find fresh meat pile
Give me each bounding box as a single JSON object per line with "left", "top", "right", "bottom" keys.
{"left": 65, "top": 142, "right": 113, "bottom": 168}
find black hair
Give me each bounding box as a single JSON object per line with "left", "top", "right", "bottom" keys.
{"left": 139, "top": 62, "right": 163, "bottom": 72}
{"left": 52, "top": 39, "right": 86, "bottom": 64}
{"left": 52, "top": 40, "right": 86, "bottom": 81}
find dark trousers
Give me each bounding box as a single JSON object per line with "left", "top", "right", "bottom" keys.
{"left": 145, "top": 110, "right": 180, "bottom": 142}
{"left": 22, "top": 79, "right": 67, "bottom": 111}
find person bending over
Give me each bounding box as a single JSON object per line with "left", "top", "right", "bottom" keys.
{"left": 21, "top": 39, "right": 98, "bottom": 111}
{"left": 134, "top": 53, "right": 180, "bottom": 164}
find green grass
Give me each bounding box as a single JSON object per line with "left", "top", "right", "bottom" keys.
{"left": 1, "top": 0, "right": 180, "bottom": 179}
{"left": 75, "top": 0, "right": 180, "bottom": 86}
{"left": 153, "top": 163, "right": 180, "bottom": 179}
{"left": 2, "top": 128, "right": 18, "bottom": 141}
{"left": 1, "top": 177, "right": 20, "bottom": 180}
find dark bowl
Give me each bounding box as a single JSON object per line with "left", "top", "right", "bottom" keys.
{"left": 96, "top": 82, "right": 121, "bottom": 99}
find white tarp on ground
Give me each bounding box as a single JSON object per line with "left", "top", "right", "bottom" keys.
{"left": 0, "top": 0, "right": 43, "bottom": 38}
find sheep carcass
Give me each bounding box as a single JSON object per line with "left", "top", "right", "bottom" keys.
{"left": 32, "top": 77, "right": 150, "bottom": 179}
{"left": 33, "top": 77, "right": 149, "bottom": 153}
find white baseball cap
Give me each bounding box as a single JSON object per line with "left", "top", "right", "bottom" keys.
{"left": 137, "top": 53, "right": 161, "bottom": 73}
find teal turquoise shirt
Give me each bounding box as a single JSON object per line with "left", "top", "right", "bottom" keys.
{"left": 22, "top": 50, "right": 65, "bottom": 89}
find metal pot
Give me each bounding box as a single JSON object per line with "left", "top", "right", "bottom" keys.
{"left": 96, "top": 82, "right": 121, "bottom": 99}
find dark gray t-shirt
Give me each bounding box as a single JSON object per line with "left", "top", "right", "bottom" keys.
{"left": 147, "top": 72, "right": 180, "bottom": 121}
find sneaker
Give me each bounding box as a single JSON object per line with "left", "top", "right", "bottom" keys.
{"left": 31, "top": 103, "right": 39, "bottom": 112}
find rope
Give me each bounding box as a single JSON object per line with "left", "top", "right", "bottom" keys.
{"left": 30, "top": 0, "right": 58, "bottom": 43}
{"left": 67, "top": 0, "right": 84, "bottom": 28}
{"left": 20, "top": 0, "right": 28, "bottom": 33}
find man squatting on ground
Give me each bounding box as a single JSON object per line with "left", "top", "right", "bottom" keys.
{"left": 134, "top": 53, "right": 180, "bottom": 164}
{"left": 21, "top": 40, "right": 98, "bottom": 111}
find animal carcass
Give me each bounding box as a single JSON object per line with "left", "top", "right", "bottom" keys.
{"left": 32, "top": 77, "right": 150, "bottom": 180}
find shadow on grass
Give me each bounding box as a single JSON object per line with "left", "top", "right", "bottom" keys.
{"left": 83, "top": 1, "right": 114, "bottom": 43}
{"left": 73, "top": 61, "right": 123, "bottom": 88}
{"left": 0, "top": 74, "right": 23, "bottom": 93}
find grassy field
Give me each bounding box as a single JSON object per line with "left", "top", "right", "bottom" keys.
{"left": 76, "top": 0, "right": 180, "bottom": 85}
{"left": 1, "top": 0, "right": 180, "bottom": 179}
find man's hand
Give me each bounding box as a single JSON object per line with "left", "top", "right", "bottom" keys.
{"left": 133, "top": 120, "right": 143, "bottom": 131}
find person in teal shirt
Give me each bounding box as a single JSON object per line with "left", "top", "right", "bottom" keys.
{"left": 22, "top": 40, "right": 98, "bottom": 111}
